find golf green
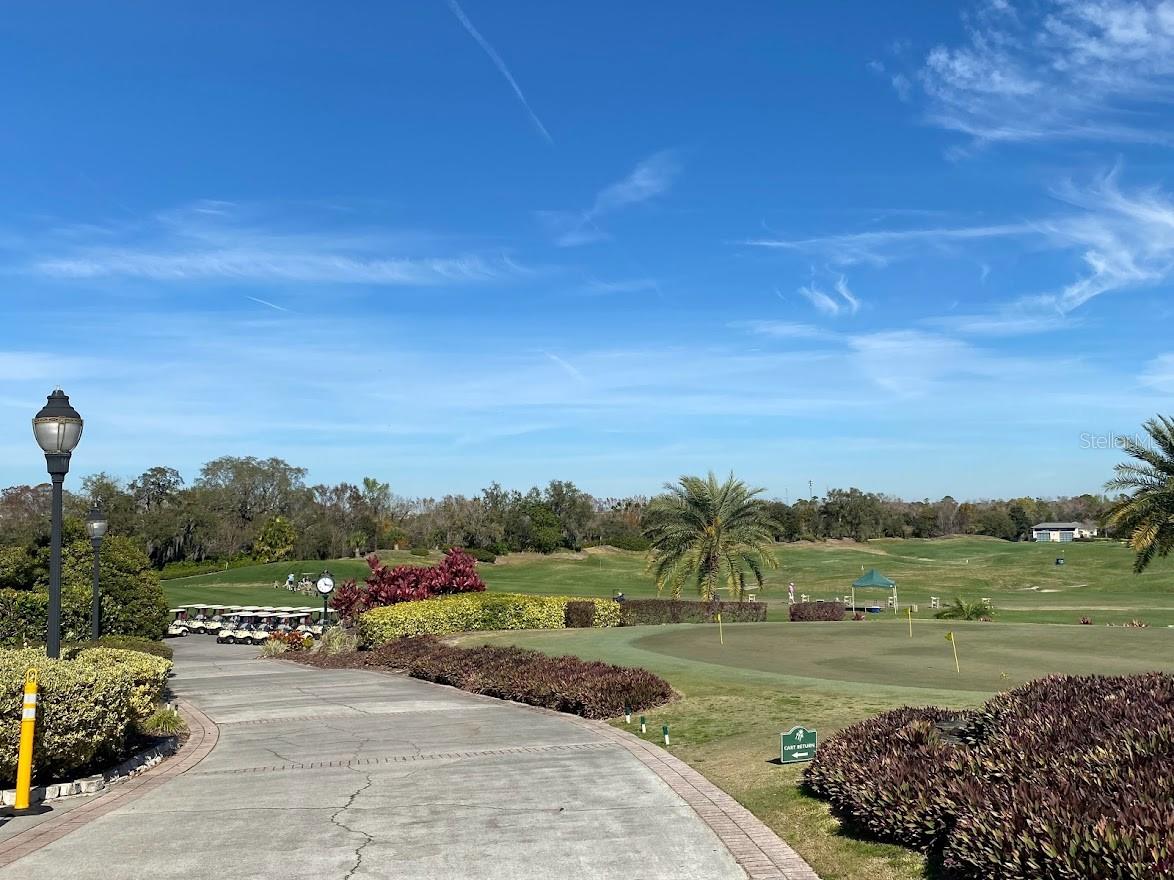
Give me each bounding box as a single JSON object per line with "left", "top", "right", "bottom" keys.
{"left": 633, "top": 619, "right": 1174, "bottom": 694}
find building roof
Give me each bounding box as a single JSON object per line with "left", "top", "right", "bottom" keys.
{"left": 1032, "top": 522, "right": 1084, "bottom": 530}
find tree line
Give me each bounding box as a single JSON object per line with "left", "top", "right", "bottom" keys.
{"left": 0, "top": 455, "right": 1116, "bottom": 569}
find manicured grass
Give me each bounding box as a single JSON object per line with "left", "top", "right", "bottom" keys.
{"left": 460, "top": 621, "right": 1174, "bottom": 880}
{"left": 164, "top": 537, "right": 1174, "bottom": 626}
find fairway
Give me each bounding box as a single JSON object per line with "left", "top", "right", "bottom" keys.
{"left": 164, "top": 537, "right": 1174, "bottom": 625}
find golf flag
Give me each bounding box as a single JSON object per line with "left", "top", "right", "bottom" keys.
{"left": 945, "top": 631, "right": 960, "bottom": 673}
{"left": 944, "top": 631, "right": 953, "bottom": 642}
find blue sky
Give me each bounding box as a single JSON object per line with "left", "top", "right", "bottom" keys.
{"left": 2, "top": 0, "right": 1172, "bottom": 500}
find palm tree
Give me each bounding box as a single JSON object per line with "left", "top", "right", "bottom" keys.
{"left": 1106, "top": 415, "right": 1174, "bottom": 573}
{"left": 642, "top": 472, "right": 781, "bottom": 600}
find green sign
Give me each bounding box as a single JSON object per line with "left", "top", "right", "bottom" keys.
{"left": 780, "top": 726, "right": 817, "bottom": 764}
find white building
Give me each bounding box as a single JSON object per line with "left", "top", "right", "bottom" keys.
{"left": 1031, "top": 522, "right": 1098, "bottom": 542}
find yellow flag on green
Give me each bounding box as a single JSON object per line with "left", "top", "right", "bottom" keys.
{"left": 945, "top": 631, "right": 954, "bottom": 642}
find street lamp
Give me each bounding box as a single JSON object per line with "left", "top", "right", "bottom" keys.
{"left": 32, "top": 390, "right": 83, "bottom": 659}
{"left": 85, "top": 501, "right": 108, "bottom": 641}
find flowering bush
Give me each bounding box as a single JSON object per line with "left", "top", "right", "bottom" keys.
{"left": 330, "top": 548, "right": 486, "bottom": 620}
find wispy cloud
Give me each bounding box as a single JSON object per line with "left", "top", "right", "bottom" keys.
{"left": 794, "top": 276, "right": 863, "bottom": 317}
{"left": 910, "top": 0, "right": 1174, "bottom": 148}
{"left": 541, "top": 151, "right": 681, "bottom": 247}
{"left": 25, "top": 202, "right": 528, "bottom": 286}
{"left": 583, "top": 278, "right": 661, "bottom": 294}
{"left": 446, "top": 0, "right": 553, "bottom": 145}
{"left": 731, "top": 320, "right": 837, "bottom": 340}
{"left": 745, "top": 223, "right": 1029, "bottom": 265}
{"left": 798, "top": 283, "right": 842, "bottom": 316}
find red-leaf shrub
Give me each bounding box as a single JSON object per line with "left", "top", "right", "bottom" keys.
{"left": 366, "top": 636, "right": 673, "bottom": 719}
{"left": 789, "top": 601, "right": 844, "bottom": 621}
{"left": 564, "top": 600, "right": 596, "bottom": 628}
{"left": 330, "top": 549, "right": 486, "bottom": 620}
{"left": 619, "top": 599, "right": 767, "bottom": 626}
{"left": 804, "top": 673, "right": 1174, "bottom": 879}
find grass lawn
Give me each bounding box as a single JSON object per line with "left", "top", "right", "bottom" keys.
{"left": 459, "top": 620, "right": 1174, "bottom": 880}
{"left": 165, "top": 537, "right": 1174, "bottom": 627}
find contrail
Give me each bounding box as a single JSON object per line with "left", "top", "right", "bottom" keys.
{"left": 446, "top": 0, "right": 554, "bottom": 145}
{"left": 245, "top": 295, "right": 291, "bottom": 313}
{"left": 543, "top": 351, "right": 586, "bottom": 384}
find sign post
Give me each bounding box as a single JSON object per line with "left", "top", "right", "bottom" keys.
{"left": 780, "top": 725, "right": 818, "bottom": 764}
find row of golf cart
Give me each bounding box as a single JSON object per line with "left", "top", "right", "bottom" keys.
{"left": 166, "top": 604, "right": 340, "bottom": 646}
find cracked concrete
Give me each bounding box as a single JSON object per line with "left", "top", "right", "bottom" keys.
{"left": 0, "top": 639, "right": 747, "bottom": 879}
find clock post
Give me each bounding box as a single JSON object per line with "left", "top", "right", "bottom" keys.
{"left": 315, "top": 570, "right": 335, "bottom": 630}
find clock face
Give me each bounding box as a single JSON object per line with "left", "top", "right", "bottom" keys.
{"left": 315, "top": 576, "right": 335, "bottom": 595}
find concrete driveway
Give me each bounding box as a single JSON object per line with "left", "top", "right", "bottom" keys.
{"left": 0, "top": 637, "right": 750, "bottom": 879}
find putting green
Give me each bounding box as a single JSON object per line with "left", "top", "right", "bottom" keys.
{"left": 633, "top": 619, "right": 1174, "bottom": 694}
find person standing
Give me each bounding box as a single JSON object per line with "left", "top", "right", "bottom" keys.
{"left": 788, "top": 581, "right": 796, "bottom": 604}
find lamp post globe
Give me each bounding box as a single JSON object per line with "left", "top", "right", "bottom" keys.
{"left": 86, "top": 502, "right": 108, "bottom": 641}
{"left": 32, "top": 389, "right": 83, "bottom": 659}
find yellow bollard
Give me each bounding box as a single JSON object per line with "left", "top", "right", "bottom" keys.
{"left": 14, "top": 669, "right": 37, "bottom": 811}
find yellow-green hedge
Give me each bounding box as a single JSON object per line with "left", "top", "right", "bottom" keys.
{"left": 69, "top": 647, "right": 171, "bottom": 722}
{"left": 0, "top": 650, "right": 125, "bottom": 785}
{"left": 360, "top": 593, "right": 622, "bottom": 643}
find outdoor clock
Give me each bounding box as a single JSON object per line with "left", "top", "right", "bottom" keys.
{"left": 315, "top": 575, "right": 335, "bottom": 596}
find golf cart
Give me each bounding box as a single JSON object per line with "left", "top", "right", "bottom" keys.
{"left": 166, "top": 608, "right": 190, "bottom": 638}
{"left": 246, "top": 612, "right": 276, "bottom": 646}
{"left": 216, "top": 611, "right": 254, "bottom": 644}
{"left": 184, "top": 604, "right": 212, "bottom": 635}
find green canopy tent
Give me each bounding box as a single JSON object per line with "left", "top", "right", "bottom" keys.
{"left": 851, "top": 568, "right": 896, "bottom": 614}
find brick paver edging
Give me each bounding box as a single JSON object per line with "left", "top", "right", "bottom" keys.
{"left": 0, "top": 698, "right": 219, "bottom": 868}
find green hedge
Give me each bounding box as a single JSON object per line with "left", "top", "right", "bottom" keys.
{"left": 0, "top": 589, "right": 91, "bottom": 648}
{"left": 0, "top": 647, "right": 171, "bottom": 786}
{"left": 360, "top": 592, "right": 622, "bottom": 643}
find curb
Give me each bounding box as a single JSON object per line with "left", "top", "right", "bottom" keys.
{"left": 0, "top": 738, "right": 179, "bottom": 808}
{"left": 0, "top": 699, "right": 219, "bottom": 869}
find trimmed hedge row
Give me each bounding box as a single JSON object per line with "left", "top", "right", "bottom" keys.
{"left": 0, "top": 647, "right": 172, "bottom": 786}
{"left": 0, "top": 589, "right": 90, "bottom": 648}
{"left": 367, "top": 636, "right": 673, "bottom": 718}
{"left": 360, "top": 592, "right": 622, "bottom": 643}
{"left": 618, "top": 599, "right": 767, "bottom": 626}
{"left": 804, "top": 673, "right": 1174, "bottom": 879}
{"left": 789, "top": 601, "right": 844, "bottom": 621}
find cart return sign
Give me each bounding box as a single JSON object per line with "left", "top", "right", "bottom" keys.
{"left": 780, "top": 726, "right": 817, "bottom": 764}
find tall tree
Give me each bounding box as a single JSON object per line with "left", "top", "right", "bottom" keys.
{"left": 1105, "top": 416, "right": 1174, "bottom": 572}
{"left": 643, "top": 472, "right": 780, "bottom": 600}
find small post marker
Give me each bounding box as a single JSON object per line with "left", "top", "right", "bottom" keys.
{"left": 2, "top": 669, "right": 50, "bottom": 817}
{"left": 639, "top": 715, "right": 646, "bottom": 734}
{"left": 946, "top": 630, "right": 960, "bottom": 674}
{"left": 624, "top": 704, "right": 632, "bottom": 724}
{"left": 662, "top": 724, "right": 670, "bottom": 746}
{"left": 907, "top": 606, "right": 913, "bottom": 639}
{"left": 717, "top": 611, "right": 724, "bottom": 645}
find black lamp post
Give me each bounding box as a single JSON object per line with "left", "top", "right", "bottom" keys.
{"left": 85, "top": 501, "right": 108, "bottom": 641}
{"left": 32, "top": 390, "right": 83, "bottom": 659}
